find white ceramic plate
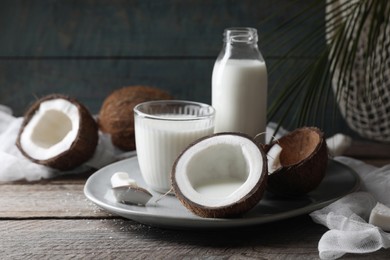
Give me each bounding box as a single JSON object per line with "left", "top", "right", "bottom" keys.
{"left": 84, "top": 157, "right": 360, "bottom": 229}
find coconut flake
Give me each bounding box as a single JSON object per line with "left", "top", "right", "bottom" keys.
{"left": 112, "top": 186, "right": 153, "bottom": 206}
{"left": 369, "top": 202, "right": 390, "bottom": 232}
{"left": 111, "top": 171, "right": 152, "bottom": 205}
{"left": 267, "top": 143, "right": 283, "bottom": 174}
{"left": 326, "top": 133, "right": 352, "bottom": 156}
{"left": 110, "top": 171, "right": 137, "bottom": 188}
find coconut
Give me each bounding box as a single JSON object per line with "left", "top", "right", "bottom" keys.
{"left": 265, "top": 127, "right": 328, "bottom": 196}
{"left": 16, "top": 94, "right": 98, "bottom": 170}
{"left": 172, "top": 133, "right": 268, "bottom": 218}
{"left": 98, "top": 85, "right": 172, "bottom": 151}
{"left": 110, "top": 171, "right": 152, "bottom": 205}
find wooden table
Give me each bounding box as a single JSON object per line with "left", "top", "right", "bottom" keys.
{"left": 1, "top": 141, "right": 389, "bottom": 259}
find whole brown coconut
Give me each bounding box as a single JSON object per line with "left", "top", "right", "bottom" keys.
{"left": 98, "top": 86, "right": 172, "bottom": 150}
{"left": 265, "top": 127, "right": 328, "bottom": 196}
{"left": 16, "top": 94, "right": 98, "bottom": 170}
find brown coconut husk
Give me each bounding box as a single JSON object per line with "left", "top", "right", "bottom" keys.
{"left": 265, "top": 127, "right": 328, "bottom": 196}
{"left": 98, "top": 85, "right": 172, "bottom": 151}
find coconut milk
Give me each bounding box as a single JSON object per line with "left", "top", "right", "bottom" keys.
{"left": 195, "top": 179, "right": 243, "bottom": 198}
{"left": 135, "top": 115, "right": 214, "bottom": 193}
{"left": 212, "top": 59, "right": 267, "bottom": 143}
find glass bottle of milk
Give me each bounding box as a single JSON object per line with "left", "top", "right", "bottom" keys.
{"left": 212, "top": 27, "right": 267, "bottom": 143}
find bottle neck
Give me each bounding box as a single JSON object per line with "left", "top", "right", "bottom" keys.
{"left": 218, "top": 27, "right": 263, "bottom": 61}
{"left": 223, "top": 27, "right": 258, "bottom": 45}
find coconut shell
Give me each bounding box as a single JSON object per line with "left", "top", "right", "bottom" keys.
{"left": 16, "top": 94, "right": 98, "bottom": 171}
{"left": 266, "top": 127, "right": 328, "bottom": 196}
{"left": 171, "top": 133, "right": 268, "bottom": 218}
{"left": 98, "top": 85, "right": 172, "bottom": 151}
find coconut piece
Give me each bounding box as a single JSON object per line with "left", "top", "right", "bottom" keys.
{"left": 98, "top": 85, "right": 172, "bottom": 151}
{"left": 172, "top": 133, "right": 268, "bottom": 218}
{"left": 265, "top": 127, "right": 328, "bottom": 196}
{"left": 110, "top": 171, "right": 138, "bottom": 188}
{"left": 110, "top": 171, "right": 152, "bottom": 205}
{"left": 369, "top": 202, "right": 390, "bottom": 232}
{"left": 112, "top": 186, "right": 153, "bottom": 206}
{"left": 326, "top": 133, "right": 352, "bottom": 156}
{"left": 16, "top": 94, "right": 98, "bottom": 170}
{"left": 267, "top": 143, "right": 283, "bottom": 174}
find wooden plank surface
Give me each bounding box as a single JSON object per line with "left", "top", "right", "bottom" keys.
{"left": 0, "top": 183, "right": 109, "bottom": 218}
{"left": 0, "top": 58, "right": 317, "bottom": 115}
{"left": 0, "top": 142, "right": 389, "bottom": 259}
{"left": 0, "top": 218, "right": 323, "bottom": 259}
{"left": 1, "top": 218, "right": 388, "bottom": 259}
{"left": 0, "top": 1, "right": 389, "bottom": 258}
{"left": 0, "top": 59, "right": 216, "bottom": 115}
{"left": 1, "top": 56, "right": 355, "bottom": 138}
{"left": 0, "top": 0, "right": 324, "bottom": 57}
{"left": 1, "top": 0, "right": 364, "bottom": 141}
{"left": 0, "top": 0, "right": 335, "bottom": 137}
{"left": 0, "top": 141, "right": 388, "bottom": 219}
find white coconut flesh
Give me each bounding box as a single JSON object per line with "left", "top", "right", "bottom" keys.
{"left": 111, "top": 172, "right": 152, "bottom": 205}
{"left": 19, "top": 99, "right": 80, "bottom": 160}
{"left": 174, "top": 134, "right": 264, "bottom": 208}
{"left": 267, "top": 144, "right": 283, "bottom": 174}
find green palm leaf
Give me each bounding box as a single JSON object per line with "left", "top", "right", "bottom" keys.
{"left": 263, "top": 0, "right": 390, "bottom": 140}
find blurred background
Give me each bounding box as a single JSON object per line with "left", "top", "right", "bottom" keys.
{"left": 0, "top": 0, "right": 361, "bottom": 138}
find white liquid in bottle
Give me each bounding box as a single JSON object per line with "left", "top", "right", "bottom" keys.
{"left": 212, "top": 28, "right": 268, "bottom": 144}
{"left": 212, "top": 59, "right": 267, "bottom": 142}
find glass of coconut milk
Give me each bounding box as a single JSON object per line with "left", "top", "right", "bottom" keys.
{"left": 134, "top": 100, "right": 215, "bottom": 193}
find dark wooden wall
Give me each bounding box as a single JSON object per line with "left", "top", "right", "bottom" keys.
{"left": 0, "top": 0, "right": 355, "bottom": 137}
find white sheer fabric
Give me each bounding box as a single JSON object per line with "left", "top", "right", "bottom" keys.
{"left": 310, "top": 157, "right": 390, "bottom": 259}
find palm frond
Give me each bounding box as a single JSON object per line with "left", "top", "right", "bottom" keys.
{"left": 264, "top": 0, "right": 390, "bottom": 140}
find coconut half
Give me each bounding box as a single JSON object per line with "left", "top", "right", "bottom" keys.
{"left": 172, "top": 133, "right": 268, "bottom": 218}
{"left": 265, "top": 127, "right": 328, "bottom": 196}
{"left": 16, "top": 94, "right": 98, "bottom": 170}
